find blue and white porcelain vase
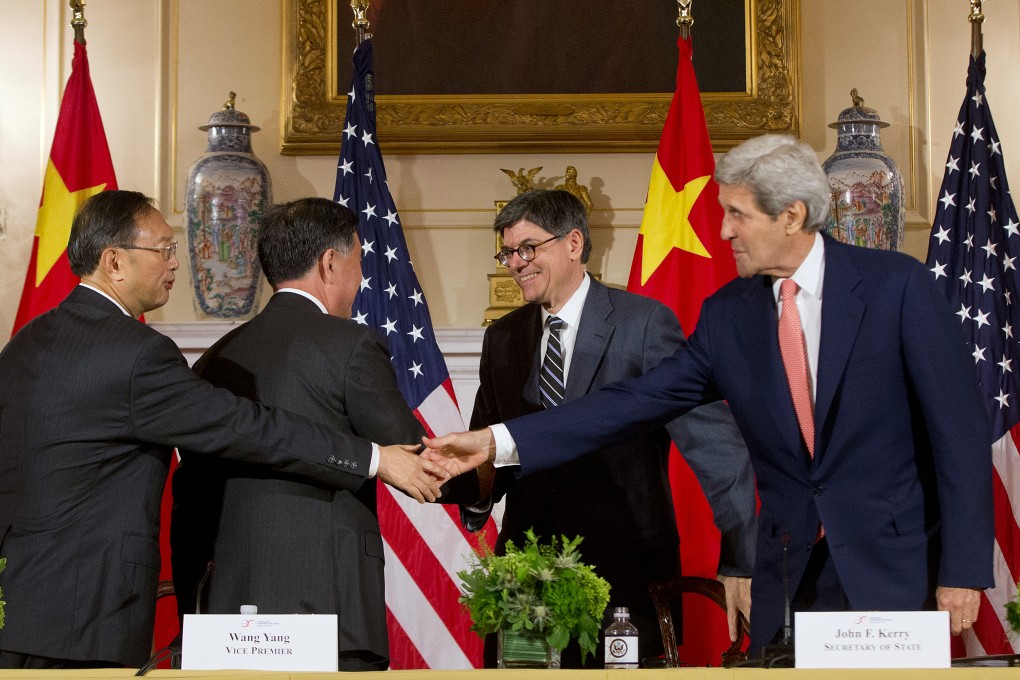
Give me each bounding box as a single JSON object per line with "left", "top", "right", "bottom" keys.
{"left": 185, "top": 92, "right": 271, "bottom": 319}
{"left": 822, "top": 90, "right": 904, "bottom": 251}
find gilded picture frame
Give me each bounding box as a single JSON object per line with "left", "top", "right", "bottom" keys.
{"left": 281, "top": 0, "right": 800, "bottom": 155}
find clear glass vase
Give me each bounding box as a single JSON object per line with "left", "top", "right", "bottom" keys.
{"left": 496, "top": 628, "right": 561, "bottom": 669}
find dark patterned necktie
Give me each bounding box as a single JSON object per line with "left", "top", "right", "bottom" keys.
{"left": 539, "top": 316, "right": 566, "bottom": 409}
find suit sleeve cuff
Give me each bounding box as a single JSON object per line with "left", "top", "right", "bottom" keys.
{"left": 369, "top": 442, "right": 380, "bottom": 477}
{"left": 490, "top": 424, "right": 519, "bottom": 467}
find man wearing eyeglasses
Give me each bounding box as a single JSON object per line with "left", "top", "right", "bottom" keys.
{"left": 453, "top": 189, "right": 756, "bottom": 667}
{"left": 0, "top": 190, "right": 447, "bottom": 669}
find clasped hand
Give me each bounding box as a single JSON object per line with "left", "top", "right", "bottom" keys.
{"left": 420, "top": 428, "right": 496, "bottom": 477}
{"left": 377, "top": 444, "right": 451, "bottom": 503}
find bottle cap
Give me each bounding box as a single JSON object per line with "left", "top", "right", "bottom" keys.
{"left": 240, "top": 604, "right": 258, "bottom": 615}
{"left": 614, "top": 606, "right": 629, "bottom": 616}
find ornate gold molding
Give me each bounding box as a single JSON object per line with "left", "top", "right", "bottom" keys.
{"left": 281, "top": 0, "right": 800, "bottom": 155}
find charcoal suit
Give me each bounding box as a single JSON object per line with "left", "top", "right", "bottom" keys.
{"left": 171, "top": 292, "right": 425, "bottom": 670}
{"left": 0, "top": 287, "right": 375, "bottom": 667}
{"left": 463, "top": 278, "right": 756, "bottom": 667}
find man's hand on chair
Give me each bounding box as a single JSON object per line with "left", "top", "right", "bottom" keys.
{"left": 718, "top": 574, "right": 751, "bottom": 642}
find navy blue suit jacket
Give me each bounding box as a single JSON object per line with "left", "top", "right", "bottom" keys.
{"left": 504, "top": 237, "right": 994, "bottom": 648}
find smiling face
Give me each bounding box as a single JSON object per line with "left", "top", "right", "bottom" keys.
{"left": 120, "top": 207, "right": 179, "bottom": 315}
{"left": 718, "top": 183, "right": 812, "bottom": 279}
{"left": 502, "top": 219, "right": 585, "bottom": 313}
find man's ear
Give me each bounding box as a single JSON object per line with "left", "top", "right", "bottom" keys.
{"left": 782, "top": 200, "right": 809, "bottom": 235}
{"left": 319, "top": 248, "right": 335, "bottom": 283}
{"left": 566, "top": 228, "right": 585, "bottom": 259}
{"left": 99, "top": 246, "right": 127, "bottom": 282}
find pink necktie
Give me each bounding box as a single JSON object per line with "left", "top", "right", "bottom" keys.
{"left": 778, "top": 280, "right": 814, "bottom": 457}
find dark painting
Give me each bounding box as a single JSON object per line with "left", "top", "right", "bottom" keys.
{"left": 335, "top": 1, "right": 747, "bottom": 96}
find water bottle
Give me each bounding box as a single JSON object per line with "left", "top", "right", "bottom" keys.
{"left": 604, "top": 606, "right": 639, "bottom": 669}
{"left": 240, "top": 604, "right": 257, "bottom": 615}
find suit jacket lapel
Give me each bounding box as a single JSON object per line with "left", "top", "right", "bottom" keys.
{"left": 814, "top": 239, "right": 866, "bottom": 452}
{"left": 565, "top": 280, "right": 614, "bottom": 400}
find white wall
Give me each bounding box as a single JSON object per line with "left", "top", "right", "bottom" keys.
{"left": 1, "top": 0, "right": 1019, "bottom": 338}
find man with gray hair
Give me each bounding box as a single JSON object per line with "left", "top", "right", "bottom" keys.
{"left": 425, "top": 134, "right": 994, "bottom": 655}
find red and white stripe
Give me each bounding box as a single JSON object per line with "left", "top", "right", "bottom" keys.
{"left": 964, "top": 425, "right": 1020, "bottom": 655}
{"left": 379, "top": 380, "right": 496, "bottom": 669}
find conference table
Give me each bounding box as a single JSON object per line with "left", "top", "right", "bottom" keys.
{"left": 2, "top": 668, "right": 1017, "bottom": 679}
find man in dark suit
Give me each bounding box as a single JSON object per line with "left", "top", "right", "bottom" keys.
{"left": 457, "top": 190, "right": 755, "bottom": 667}
{"left": 425, "top": 136, "right": 994, "bottom": 654}
{"left": 172, "top": 198, "right": 424, "bottom": 671}
{"left": 0, "top": 191, "right": 445, "bottom": 669}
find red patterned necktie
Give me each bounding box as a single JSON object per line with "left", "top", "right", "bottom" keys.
{"left": 778, "top": 280, "right": 814, "bottom": 457}
{"left": 779, "top": 280, "right": 825, "bottom": 540}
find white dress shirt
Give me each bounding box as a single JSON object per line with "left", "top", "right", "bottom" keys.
{"left": 491, "top": 274, "right": 591, "bottom": 466}
{"left": 772, "top": 232, "right": 825, "bottom": 403}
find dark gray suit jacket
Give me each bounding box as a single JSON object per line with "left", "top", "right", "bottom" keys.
{"left": 0, "top": 287, "right": 375, "bottom": 667}
{"left": 171, "top": 292, "right": 425, "bottom": 669}
{"left": 463, "top": 279, "right": 756, "bottom": 665}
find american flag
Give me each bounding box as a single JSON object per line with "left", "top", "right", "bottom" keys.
{"left": 925, "top": 49, "right": 1020, "bottom": 656}
{"left": 332, "top": 39, "right": 493, "bottom": 669}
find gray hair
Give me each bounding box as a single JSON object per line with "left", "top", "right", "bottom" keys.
{"left": 493, "top": 189, "right": 592, "bottom": 264}
{"left": 715, "top": 134, "right": 831, "bottom": 233}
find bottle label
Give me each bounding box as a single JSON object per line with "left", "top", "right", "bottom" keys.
{"left": 605, "top": 635, "right": 639, "bottom": 665}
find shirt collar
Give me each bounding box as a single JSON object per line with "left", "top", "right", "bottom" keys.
{"left": 772, "top": 232, "right": 825, "bottom": 302}
{"left": 275, "top": 288, "right": 328, "bottom": 314}
{"left": 78, "top": 283, "right": 132, "bottom": 316}
{"left": 542, "top": 272, "right": 590, "bottom": 328}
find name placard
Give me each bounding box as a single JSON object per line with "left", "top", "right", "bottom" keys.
{"left": 795, "top": 611, "right": 950, "bottom": 668}
{"left": 182, "top": 614, "right": 338, "bottom": 671}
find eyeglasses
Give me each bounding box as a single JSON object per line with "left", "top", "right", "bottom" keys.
{"left": 118, "top": 240, "right": 178, "bottom": 261}
{"left": 494, "top": 235, "right": 561, "bottom": 266}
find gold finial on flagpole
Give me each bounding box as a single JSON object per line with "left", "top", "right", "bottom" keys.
{"left": 351, "top": 0, "right": 371, "bottom": 46}
{"left": 677, "top": 0, "right": 694, "bottom": 41}
{"left": 968, "top": 0, "right": 984, "bottom": 58}
{"left": 70, "top": 0, "right": 87, "bottom": 45}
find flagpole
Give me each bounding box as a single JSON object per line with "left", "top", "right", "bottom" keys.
{"left": 351, "top": 0, "right": 371, "bottom": 46}
{"left": 677, "top": 0, "right": 693, "bottom": 41}
{"left": 969, "top": 0, "right": 984, "bottom": 58}
{"left": 70, "top": 0, "right": 87, "bottom": 45}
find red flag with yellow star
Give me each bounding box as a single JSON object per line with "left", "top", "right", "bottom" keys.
{"left": 627, "top": 35, "right": 739, "bottom": 665}
{"left": 12, "top": 39, "right": 116, "bottom": 336}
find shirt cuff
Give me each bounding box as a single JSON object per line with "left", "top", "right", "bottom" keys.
{"left": 369, "top": 442, "right": 380, "bottom": 477}
{"left": 490, "top": 424, "right": 519, "bottom": 467}
{"left": 465, "top": 495, "right": 494, "bottom": 514}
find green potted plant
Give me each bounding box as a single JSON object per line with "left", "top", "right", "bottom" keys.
{"left": 458, "top": 529, "right": 610, "bottom": 667}
{"left": 1007, "top": 585, "right": 1020, "bottom": 634}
